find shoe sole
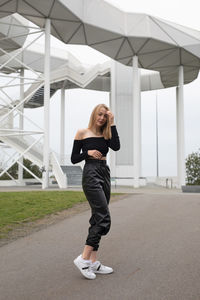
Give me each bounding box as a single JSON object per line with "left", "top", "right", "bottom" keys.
{"left": 74, "top": 259, "right": 96, "bottom": 280}
{"left": 94, "top": 270, "right": 113, "bottom": 274}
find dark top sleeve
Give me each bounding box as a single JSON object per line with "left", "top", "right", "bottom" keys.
{"left": 71, "top": 140, "right": 89, "bottom": 164}
{"left": 108, "top": 125, "right": 120, "bottom": 151}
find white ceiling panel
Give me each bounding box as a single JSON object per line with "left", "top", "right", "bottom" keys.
{"left": 139, "top": 39, "right": 176, "bottom": 54}
{"left": 26, "top": 15, "right": 45, "bottom": 28}
{"left": 92, "top": 38, "right": 124, "bottom": 59}
{"left": 51, "top": 21, "right": 63, "bottom": 40}
{"left": 128, "top": 37, "right": 147, "bottom": 54}
{"left": 150, "top": 49, "right": 180, "bottom": 68}
{"left": 0, "top": 14, "right": 29, "bottom": 53}
{"left": 139, "top": 48, "right": 178, "bottom": 68}
{"left": 85, "top": 24, "right": 121, "bottom": 45}
{"left": 52, "top": 20, "right": 81, "bottom": 43}
{"left": 181, "top": 50, "right": 200, "bottom": 67}
{"left": 25, "top": 0, "right": 55, "bottom": 18}
{"left": 118, "top": 57, "right": 132, "bottom": 65}
{"left": 17, "top": 0, "right": 43, "bottom": 17}
{"left": 115, "top": 38, "right": 133, "bottom": 59}
{"left": 0, "top": 38, "right": 18, "bottom": 52}
{"left": 0, "top": 0, "right": 17, "bottom": 13}
{"left": 69, "top": 24, "right": 86, "bottom": 44}
{"left": 50, "top": 0, "right": 80, "bottom": 21}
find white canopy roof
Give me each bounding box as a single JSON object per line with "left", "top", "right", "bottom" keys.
{"left": 0, "top": 0, "right": 200, "bottom": 87}
{"left": 0, "top": 42, "right": 86, "bottom": 74}
{"left": 0, "top": 41, "right": 164, "bottom": 109}
{"left": 0, "top": 13, "right": 29, "bottom": 55}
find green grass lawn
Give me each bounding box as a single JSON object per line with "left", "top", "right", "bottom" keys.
{"left": 0, "top": 191, "right": 121, "bottom": 238}
{"left": 0, "top": 191, "right": 87, "bottom": 238}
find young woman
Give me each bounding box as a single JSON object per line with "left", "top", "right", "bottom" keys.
{"left": 71, "top": 103, "right": 120, "bottom": 280}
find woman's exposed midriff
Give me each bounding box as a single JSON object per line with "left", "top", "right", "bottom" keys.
{"left": 87, "top": 156, "right": 106, "bottom": 160}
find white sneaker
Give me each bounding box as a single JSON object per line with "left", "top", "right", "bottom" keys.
{"left": 91, "top": 261, "right": 113, "bottom": 274}
{"left": 74, "top": 255, "right": 96, "bottom": 280}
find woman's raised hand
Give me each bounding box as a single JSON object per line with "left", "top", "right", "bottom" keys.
{"left": 106, "top": 110, "right": 114, "bottom": 126}
{"left": 88, "top": 150, "right": 103, "bottom": 159}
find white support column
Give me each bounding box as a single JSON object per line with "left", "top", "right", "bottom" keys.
{"left": 18, "top": 68, "right": 24, "bottom": 184}
{"left": 176, "top": 65, "right": 186, "bottom": 188}
{"left": 109, "top": 61, "right": 116, "bottom": 179}
{"left": 60, "top": 88, "right": 65, "bottom": 165}
{"left": 42, "top": 18, "right": 51, "bottom": 189}
{"left": 132, "top": 55, "right": 141, "bottom": 188}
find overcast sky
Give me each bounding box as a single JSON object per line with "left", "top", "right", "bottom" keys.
{"left": 25, "top": 0, "right": 200, "bottom": 177}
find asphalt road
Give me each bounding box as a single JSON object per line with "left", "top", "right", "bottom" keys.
{"left": 0, "top": 192, "right": 200, "bottom": 300}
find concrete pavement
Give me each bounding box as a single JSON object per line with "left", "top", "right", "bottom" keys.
{"left": 0, "top": 183, "right": 182, "bottom": 194}
{"left": 0, "top": 190, "right": 200, "bottom": 300}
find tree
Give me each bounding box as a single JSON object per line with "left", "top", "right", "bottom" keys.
{"left": 0, "top": 159, "right": 42, "bottom": 180}
{"left": 185, "top": 149, "right": 200, "bottom": 185}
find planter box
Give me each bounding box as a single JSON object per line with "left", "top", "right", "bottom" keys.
{"left": 182, "top": 185, "right": 200, "bottom": 193}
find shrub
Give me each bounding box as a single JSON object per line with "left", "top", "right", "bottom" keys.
{"left": 185, "top": 149, "right": 200, "bottom": 185}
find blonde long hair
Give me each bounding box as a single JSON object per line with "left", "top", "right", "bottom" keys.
{"left": 88, "top": 104, "right": 111, "bottom": 140}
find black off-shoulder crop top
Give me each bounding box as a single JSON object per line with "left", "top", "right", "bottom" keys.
{"left": 71, "top": 125, "right": 120, "bottom": 164}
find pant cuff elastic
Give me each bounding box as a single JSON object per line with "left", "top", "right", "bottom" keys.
{"left": 85, "top": 243, "right": 99, "bottom": 251}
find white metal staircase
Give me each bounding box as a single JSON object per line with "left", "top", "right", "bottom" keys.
{"left": 0, "top": 128, "right": 68, "bottom": 188}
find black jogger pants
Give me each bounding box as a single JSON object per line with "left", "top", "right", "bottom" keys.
{"left": 82, "top": 159, "right": 111, "bottom": 251}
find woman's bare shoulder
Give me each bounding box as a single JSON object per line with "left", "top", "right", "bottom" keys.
{"left": 74, "top": 128, "right": 88, "bottom": 140}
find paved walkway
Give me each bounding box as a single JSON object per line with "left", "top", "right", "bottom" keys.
{"left": 0, "top": 188, "right": 200, "bottom": 300}
{"left": 0, "top": 183, "right": 181, "bottom": 194}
